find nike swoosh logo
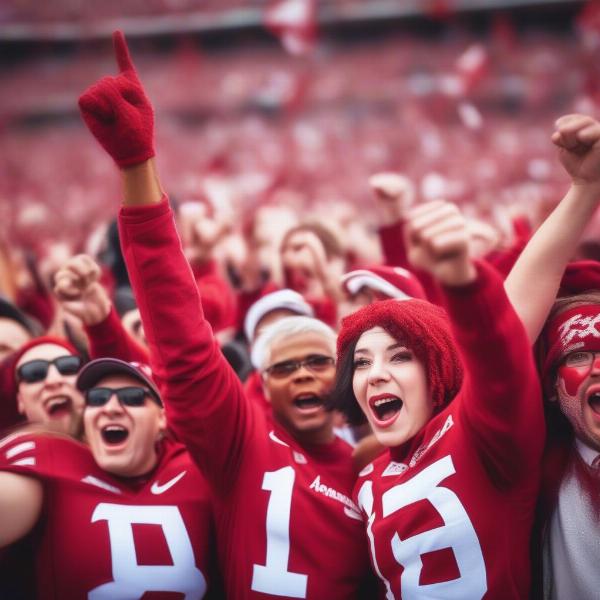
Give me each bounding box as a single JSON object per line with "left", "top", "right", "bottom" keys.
{"left": 151, "top": 470, "right": 187, "bottom": 495}
{"left": 269, "top": 431, "right": 290, "bottom": 447}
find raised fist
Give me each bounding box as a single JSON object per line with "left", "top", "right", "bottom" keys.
{"left": 404, "top": 200, "right": 476, "bottom": 286}
{"left": 178, "top": 202, "right": 228, "bottom": 266}
{"left": 53, "top": 254, "right": 111, "bottom": 326}
{"left": 369, "top": 172, "right": 415, "bottom": 225}
{"left": 370, "top": 172, "right": 415, "bottom": 204}
{"left": 552, "top": 114, "right": 600, "bottom": 187}
{"left": 78, "top": 31, "right": 154, "bottom": 168}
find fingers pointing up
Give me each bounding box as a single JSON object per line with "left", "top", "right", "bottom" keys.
{"left": 113, "top": 30, "right": 135, "bottom": 73}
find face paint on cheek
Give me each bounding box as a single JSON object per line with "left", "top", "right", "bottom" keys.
{"left": 558, "top": 363, "right": 592, "bottom": 397}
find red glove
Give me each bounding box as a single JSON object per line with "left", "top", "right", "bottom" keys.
{"left": 78, "top": 31, "right": 155, "bottom": 168}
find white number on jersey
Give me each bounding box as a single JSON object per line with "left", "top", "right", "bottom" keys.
{"left": 359, "top": 455, "right": 487, "bottom": 600}
{"left": 251, "top": 467, "right": 308, "bottom": 598}
{"left": 88, "top": 503, "right": 206, "bottom": 600}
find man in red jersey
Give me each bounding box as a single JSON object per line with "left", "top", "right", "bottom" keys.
{"left": 0, "top": 357, "right": 216, "bottom": 598}
{"left": 78, "top": 31, "right": 372, "bottom": 598}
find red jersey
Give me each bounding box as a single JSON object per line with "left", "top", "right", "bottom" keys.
{"left": 0, "top": 432, "right": 216, "bottom": 599}
{"left": 243, "top": 369, "right": 273, "bottom": 418}
{"left": 354, "top": 264, "right": 545, "bottom": 598}
{"left": 119, "top": 199, "right": 373, "bottom": 598}
{"left": 85, "top": 305, "right": 149, "bottom": 364}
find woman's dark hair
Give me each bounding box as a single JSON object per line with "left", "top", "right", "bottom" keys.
{"left": 328, "top": 337, "right": 367, "bottom": 426}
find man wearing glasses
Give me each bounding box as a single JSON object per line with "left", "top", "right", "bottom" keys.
{"left": 0, "top": 357, "right": 216, "bottom": 597}
{"left": 251, "top": 316, "right": 336, "bottom": 444}
{"left": 76, "top": 31, "right": 373, "bottom": 598}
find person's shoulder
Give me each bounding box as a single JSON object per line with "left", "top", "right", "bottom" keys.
{"left": 0, "top": 427, "right": 92, "bottom": 482}
{"left": 156, "top": 437, "right": 213, "bottom": 492}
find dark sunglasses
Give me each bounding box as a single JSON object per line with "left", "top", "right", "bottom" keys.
{"left": 85, "top": 386, "right": 158, "bottom": 408}
{"left": 264, "top": 354, "right": 335, "bottom": 379}
{"left": 17, "top": 355, "right": 82, "bottom": 384}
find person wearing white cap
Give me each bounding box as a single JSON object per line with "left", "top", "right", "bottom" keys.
{"left": 243, "top": 289, "right": 315, "bottom": 415}
{"left": 244, "top": 288, "right": 314, "bottom": 345}
{"left": 339, "top": 264, "right": 427, "bottom": 320}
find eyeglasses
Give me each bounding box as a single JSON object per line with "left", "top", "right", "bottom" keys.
{"left": 264, "top": 354, "right": 335, "bottom": 378}
{"left": 563, "top": 351, "right": 600, "bottom": 368}
{"left": 17, "top": 355, "right": 82, "bottom": 384}
{"left": 85, "top": 386, "right": 155, "bottom": 408}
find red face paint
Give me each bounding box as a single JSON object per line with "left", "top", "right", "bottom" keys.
{"left": 558, "top": 363, "right": 592, "bottom": 397}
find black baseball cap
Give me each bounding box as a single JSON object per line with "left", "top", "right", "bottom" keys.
{"left": 76, "top": 358, "right": 162, "bottom": 406}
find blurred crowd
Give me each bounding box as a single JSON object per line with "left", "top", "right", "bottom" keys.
{"left": 1, "top": 2, "right": 600, "bottom": 598}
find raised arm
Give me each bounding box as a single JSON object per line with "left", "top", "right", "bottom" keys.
{"left": 53, "top": 253, "right": 148, "bottom": 362}
{"left": 372, "top": 173, "right": 444, "bottom": 304}
{"left": 505, "top": 114, "right": 600, "bottom": 343}
{"left": 0, "top": 472, "right": 43, "bottom": 547}
{"left": 406, "top": 201, "right": 544, "bottom": 482}
{"left": 78, "top": 32, "right": 257, "bottom": 493}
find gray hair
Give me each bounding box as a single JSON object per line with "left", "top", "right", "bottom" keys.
{"left": 251, "top": 316, "right": 337, "bottom": 371}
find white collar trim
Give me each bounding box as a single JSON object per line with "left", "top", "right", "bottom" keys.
{"left": 575, "top": 438, "right": 600, "bottom": 467}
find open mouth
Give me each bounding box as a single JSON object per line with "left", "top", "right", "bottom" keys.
{"left": 101, "top": 425, "right": 129, "bottom": 445}
{"left": 587, "top": 392, "right": 600, "bottom": 416}
{"left": 369, "top": 395, "right": 403, "bottom": 425}
{"left": 45, "top": 396, "right": 72, "bottom": 418}
{"left": 293, "top": 393, "right": 324, "bottom": 412}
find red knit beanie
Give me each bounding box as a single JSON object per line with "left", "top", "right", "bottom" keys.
{"left": 337, "top": 299, "right": 463, "bottom": 409}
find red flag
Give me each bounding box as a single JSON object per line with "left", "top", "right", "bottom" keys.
{"left": 264, "top": 0, "right": 317, "bottom": 56}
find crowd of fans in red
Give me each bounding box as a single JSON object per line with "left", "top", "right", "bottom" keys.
{"left": 1, "top": 4, "right": 600, "bottom": 598}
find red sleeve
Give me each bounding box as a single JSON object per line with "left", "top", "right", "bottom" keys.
{"left": 192, "top": 261, "right": 236, "bottom": 333}
{"left": 84, "top": 306, "right": 149, "bottom": 363}
{"left": 118, "top": 198, "right": 261, "bottom": 494}
{"left": 441, "top": 260, "right": 545, "bottom": 483}
{"left": 484, "top": 216, "right": 532, "bottom": 279}
{"left": 307, "top": 295, "right": 337, "bottom": 328}
{"left": 378, "top": 220, "right": 443, "bottom": 305}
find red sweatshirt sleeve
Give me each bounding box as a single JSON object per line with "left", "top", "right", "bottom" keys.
{"left": 118, "top": 198, "right": 260, "bottom": 494}
{"left": 192, "top": 260, "right": 236, "bottom": 333}
{"left": 84, "top": 306, "right": 149, "bottom": 363}
{"left": 441, "top": 260, "right": 545, "bottom": 484}
{"left": 378, "top": 220, "right": 443, "bottom": 305}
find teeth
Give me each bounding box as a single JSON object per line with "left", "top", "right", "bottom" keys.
{"left": 104, "top": 425, "right": 126, "bottom": 432}
{"left": 374, "top": 397, "right": 397, "bottom": 407}
{"left": 47, "top": 397, "right": 69, "bottom": 413}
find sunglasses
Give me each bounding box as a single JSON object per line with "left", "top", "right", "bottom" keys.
{"left": 17, "top": 355, "right": 82, "bottom": 384}
{"left": 264, "top": 354, "right": 335, "bottom": 379}
{"left": 85, "top": 386, "right": 157, "bottom": 408}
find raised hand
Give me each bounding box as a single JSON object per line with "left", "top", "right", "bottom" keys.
{"left": 53, "top": 254, "right": 111, "bottom": 326}
{"left": 78, "top": 31, "right": 154, "bottom": 168}
{"left": 552, "top": 114, "right": 600, "bottom": 188}
{"left": 369, "top": 172, "right": 415, "bottom": 225}
{"left": 405, "top": 200, "right": 476, "bottom": 286}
